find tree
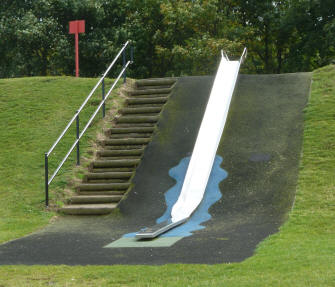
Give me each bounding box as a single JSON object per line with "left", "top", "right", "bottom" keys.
{"left": 151, "top": 0, "right": 244, "bottom": 76}
{"left": 1, "top": 0, "right": 334, "bottom": 78}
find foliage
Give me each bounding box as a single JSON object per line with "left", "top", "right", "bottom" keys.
{"left": 0, "top": 0, "right": 335, "bottom": 77}
{"left": 153, "top": 0, "right": 244, "bottom": 76}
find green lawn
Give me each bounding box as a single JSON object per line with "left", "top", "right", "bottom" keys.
{"left": 0, "top": 66, "right": 335, "bottom": 286}
{"left": 0, "top": 76, "right": 121, "bottom": 244}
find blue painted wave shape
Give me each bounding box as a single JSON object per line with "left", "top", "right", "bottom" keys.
{"left": 124, "top": 155, "right": 228, "bottom": 238}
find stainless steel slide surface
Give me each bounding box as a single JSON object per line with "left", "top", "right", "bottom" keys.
{"left": 136, "top": 50, "right": 246, "bottom": 238}
{"left": 171, "top": 51, "right": 246, "bottom": 223}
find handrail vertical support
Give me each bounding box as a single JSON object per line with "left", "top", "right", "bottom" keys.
{"left": 45, "top": 153, "right": 49, "bottom": 207}
{"left": 102, "top": 78, "right": 105, "bottom": 118}
{"left": 123, "top": 49, "right": 126, "bottom": 83}
{"left": 76, "top": 112, "right": 80, "bottom": 165}
{"left": 130, "top": 46, "right": 134, "bottom": 63}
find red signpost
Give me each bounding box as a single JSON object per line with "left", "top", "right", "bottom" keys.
{"left": 69, "top": 20, "right": 85, "bottom": 77}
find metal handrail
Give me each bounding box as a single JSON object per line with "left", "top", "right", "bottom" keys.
{"left": 44, "top": 41, "right": 133, "bottom": 207}
{"left": 47, "top": 41, "right": 130, "bottom": 156}
{"left": 47, "top": 62, "right": 130, "bottom": 185}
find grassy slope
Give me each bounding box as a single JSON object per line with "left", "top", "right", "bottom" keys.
{"left": 1, "top": 66, "right": 335, "bottom": 286}
{"left": 0, "top": 76, "right": 120, "bottom": 243}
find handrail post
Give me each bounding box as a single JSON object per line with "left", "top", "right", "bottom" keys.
{"left": 102, "top": 78, "right": 105, "bottom": 118}
{"left": 45, "top": 153, "right": 49, "bottom": 207}
{"left": 76, "top": 112, "right": 80, "bottom": 165}
{"left": 122, "top": 48, "right": 126, "bottom": 83}
{"left": 130, "top": 46, "right": 134, "bottom": 63}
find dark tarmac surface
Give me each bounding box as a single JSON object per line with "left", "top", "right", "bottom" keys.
{"left": 0, "top": 73, "right": 311, "bottom": 265}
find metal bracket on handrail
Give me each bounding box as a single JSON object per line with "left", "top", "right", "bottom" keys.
{"left": 44, "top": 41, "right": 132, "bottom": 207}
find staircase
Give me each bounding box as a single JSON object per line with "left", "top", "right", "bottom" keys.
{"left": 59, "top": 77, "right": 176, "bottom": 215}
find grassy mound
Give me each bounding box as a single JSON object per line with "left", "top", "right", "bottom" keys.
{"left": 0, "top": 66, "right": 335, "bottom": 285}
{"left": 0, "top": 76, "right": 121, "bottom": 244}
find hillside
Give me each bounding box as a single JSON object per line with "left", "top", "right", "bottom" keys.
{"left": 0, "top": 76, "right": 121, "bottom": 243}
{"left": 0, "top": 66, "right": 335, "bottom": 285}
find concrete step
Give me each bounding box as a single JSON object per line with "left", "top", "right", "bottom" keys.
{"left": 126, "top": 97, "right": 168, "bottom": 105}
{"left": 136, "top": 85, "right": 171, "bottom": 90}
{"left": 60, "top": 203, "right": 117, "bottom": 215}
{"left": 108, "top": 133, "right": 152, "bottom": 139}
{"left": 120, "top": 90, "right": 170, "bottom": 99}
{"left": 126, "top": 94, "right": 171, "bottom": 99}
{"left": 102, "top": 138, "right": 151, "bottom": 146}
{"left": 118, "top": 113, "right": 159, "bottom": 117}
{"left": 120, "top": 107, "right": 162, "bottom": 114}
{"left": 77, "top": 182, "right": 131, "bottom": 191}
{"left": 102, "top": 145, "right": 145, "bottom": 150}
{"left": 91, "top": 158, "right": 140, "bottom": 168}
{"left": 106, "top": 127, "right": 155, "bottom": 134}
{"left": 136, "top": 78, "right": 177, "bottom": 87}
{"left": 85, "top": 179, "right": 129, "bottom": 183}
{"left": 126, "top": 103, "right": 165, "bottom": 109}
{"left": 85, "top": 171, "right": 133, "bottom": 180}
{"left": 99, "top": 156, "right": 141, "bottom": 161}
{"left": 78, "top": 190, "right": 126, "bottom": 196}
{"left": 124, "top": 87, "right": 172, "bottom": 96}
{"left": 116, "top": 115, "right": 159, "bottom": 124}
{"left": 97, "top": 149, "right": 144, "bottom": 157}
{"left": 115, "top": 123, "right": 156, "bottom": 128}
{"left": 68, "top": 195, "right": 122, "bottom": 204}
{"left": 90, "top": 167, "right": 135, "bottom": 173}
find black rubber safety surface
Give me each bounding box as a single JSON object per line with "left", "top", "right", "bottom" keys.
{"left": 0, "top": 73, "right": 311, "bottom": 265}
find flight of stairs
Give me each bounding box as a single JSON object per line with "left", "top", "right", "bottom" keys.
{"left": 59, "top": 77, "right": 176, "bottom": 215}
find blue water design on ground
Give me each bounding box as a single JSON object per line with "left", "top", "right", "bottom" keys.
{"left": 124, "top": 155, "right": 228, "bottom": 238}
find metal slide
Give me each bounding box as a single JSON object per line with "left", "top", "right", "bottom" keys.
{"left": 136, "top": 49, "right": 247, "bottom": 239}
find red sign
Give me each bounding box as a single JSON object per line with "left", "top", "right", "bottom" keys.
{"left": 69, "top": 20, "right": 85, "bottom": 77}
{"left": 69, "top": 20, "right": 85, "bottom": 34}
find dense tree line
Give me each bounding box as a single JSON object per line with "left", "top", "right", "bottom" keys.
{"left": 0, "top": 0, "right": 334, "bottom": 78}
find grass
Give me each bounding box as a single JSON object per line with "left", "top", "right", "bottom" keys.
{"left": 0, "top": 76, "right": 122, "bottom": 244}
{"left": 0, "top": 66, "right": 335, "bottom": 286}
